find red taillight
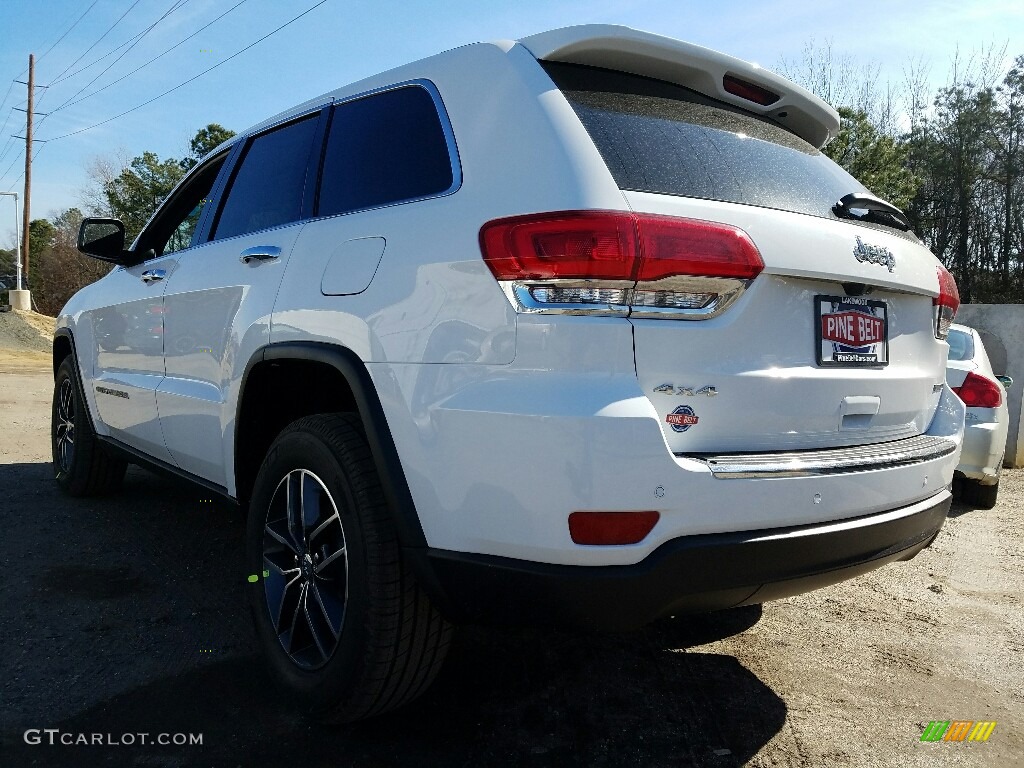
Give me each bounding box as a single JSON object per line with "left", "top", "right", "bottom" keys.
{"left": 568, "top": 511, "right": 660, "bottom": 545}
{"left": 636, "top": 215, "right": 764, "bottom": 280}
{"left": 479, "top": 211, "right": 763, "bottom": 283}
{"left": 953, "top": 371, "right": 1002, "bottom": 408}
{"left": 934, "top": 264, "right": 959, "bottom": 340}
{"left": 478, "top": 211, "right": 637, "bottom": 281}
{"left": 723, "top": 74, "right": 780, "bottom": 106}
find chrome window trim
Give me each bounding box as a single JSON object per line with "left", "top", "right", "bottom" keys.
{"left": 686, "top": 435, "right": 958, "bottom": 479}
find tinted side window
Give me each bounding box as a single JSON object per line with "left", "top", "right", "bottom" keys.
{"left": 317, "top": 86, "right": 454, "bottom": 217}
{"left": 137, "top": 153, "right": 226, "bottom": 257}
{"left": 212, "top": 114, "right": 319, "bottom": 240}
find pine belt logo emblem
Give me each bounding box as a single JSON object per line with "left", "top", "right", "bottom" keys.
{"left": 920, "top": 720, "right": 996, "bottom": 742}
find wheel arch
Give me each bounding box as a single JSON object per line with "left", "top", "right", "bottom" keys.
{"left": 53, "top": 328, "right": 75, "bottom": 376}
{"left": 234, "top": 341, "right": 428, "bottom": 551}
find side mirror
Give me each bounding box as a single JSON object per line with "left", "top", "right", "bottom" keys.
{"left": 78, "top": 218, "right": 134, "bottom": 265}
{"left": 997, "top": 375, "right": 1013, "bottom": 390}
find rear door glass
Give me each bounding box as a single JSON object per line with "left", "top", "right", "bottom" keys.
{"left": 211, "top": 114, "right": 319, "bottom": 240}
{"left": 543, "top": 62, "right": 867, "bottom": 220}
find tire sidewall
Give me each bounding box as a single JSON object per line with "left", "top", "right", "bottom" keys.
{"left": 52, "top": 358, "right": 87, "bottom": 490}
{"left": 245, "top": 425, "right": 377, "bottom": 713}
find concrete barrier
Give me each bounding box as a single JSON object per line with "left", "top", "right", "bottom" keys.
{"left": 953, "top": 305, "right": 1024, "bottom": 467}
{"left": 8, "top": 289, "right": 30, "bottom": 311}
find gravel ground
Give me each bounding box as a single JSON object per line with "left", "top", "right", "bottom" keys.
{"left": 1, "top": 368, "right": 1022, "bottom": 768}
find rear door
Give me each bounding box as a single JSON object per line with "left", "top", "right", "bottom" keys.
{"left": 546, "top": 62, "right": 949, "bottom": 453}
{"left": 157, "top": 109, "right": 326, "bottom": 486}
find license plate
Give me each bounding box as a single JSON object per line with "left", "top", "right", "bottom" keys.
{"left": 815, "top": 295, "right": 889, "bottom": 367}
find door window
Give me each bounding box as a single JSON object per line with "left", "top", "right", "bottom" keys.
{"left": 136, "top": 153, "right": 227, "bottom": 257}
{"left": 211, "top": 114, "right": 320, "bottom": 240}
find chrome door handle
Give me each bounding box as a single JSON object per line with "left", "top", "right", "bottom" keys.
{"left": 239, "top": 246, "right": 281, "bottom": 264}
{"left": 141, "top": 269, "right": 166, "bottom": 284}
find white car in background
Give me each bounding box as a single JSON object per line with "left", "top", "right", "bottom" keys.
{"left": 947, "top": 323, "right": 1010, "bottom": 508}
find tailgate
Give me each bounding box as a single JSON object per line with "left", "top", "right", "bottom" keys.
{"left": 626, "top": 192, "right": 947, "bottom": 453}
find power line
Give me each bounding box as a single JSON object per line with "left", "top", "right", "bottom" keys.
{"left": 0, "top": 145, "right": 25, "bottom": 189}
{"left": 0, "top": 80, "right": 15, "bottom": 122}
{"left": 44, "top": 0, "right": 146, "bottom": 90}
{"left": 55, "top": 0, "right": 247, "bottom": 111}
{"left": 0, "top": 107, "right": 18, "bottom": 159}
{"left": 0, "top": 0, "right": 96, "bottom": 121}
{"left": 1, "top": 142, "right": 45, "bottom": 193}
{"left": 37, "top": 0, "right": 101, "bottom": 64}
{"left": 45, "top": 0, "right": 193, "bottom": 119}
{"left": 48, "top": 0, "right": 194, "bottom": 88}
{"left": 41, "top": 1, "right": 328, "bottom": 143}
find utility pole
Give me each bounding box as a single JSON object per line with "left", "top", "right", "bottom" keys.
{"left": 21, "top": 53, "right": 33, "bottom": 283}
{"left": 5, "top": 54, "right": 34, "bottom": 311}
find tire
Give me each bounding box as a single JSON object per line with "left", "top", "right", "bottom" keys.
{"left": 52, "top": 356, "right": 128, "bottom": 496}
{"left": 245, "top": 413, "right": 452, "bottom": 722}
{"left": 963, "top": 478, "right": 999, "bottom": 510}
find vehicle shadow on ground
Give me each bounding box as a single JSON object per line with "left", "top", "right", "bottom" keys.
{"left": 1, "top": 460, "right": 785, "bottom": 768}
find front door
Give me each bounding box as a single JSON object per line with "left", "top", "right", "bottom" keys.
{"left": 89, "top": 148, "right": 232, "bottom": 464}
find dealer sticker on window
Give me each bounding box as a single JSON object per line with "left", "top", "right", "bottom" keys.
{"left": 815, "top": 295, "right": 889, "bottom": 367}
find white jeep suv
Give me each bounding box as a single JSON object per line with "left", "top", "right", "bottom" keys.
{"left": 53, "top": 25, "right": 964, "bottom": 721}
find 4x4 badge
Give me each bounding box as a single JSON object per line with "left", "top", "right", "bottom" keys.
{"left": 853, "top": 236, "right": 895, "bottom": 272}
{"left": 654, "top": 384, "right": 717, "bottom": 397}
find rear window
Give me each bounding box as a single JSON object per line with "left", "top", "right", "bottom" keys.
{"left": 316, "top": 85, "right": 455, "bottom": 218}
{"left": 947, "top": 329, "right": 975, "bottom": 362}
{"left": 543, "top": 62, "right": 867, "bottom": 221}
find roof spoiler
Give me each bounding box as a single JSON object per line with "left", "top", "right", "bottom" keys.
{"left": 518, "top": 25, "right": 840, "bottom": 149}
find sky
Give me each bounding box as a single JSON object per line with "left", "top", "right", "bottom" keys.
{"left": 0, "top": 0, "right": 1021, "bottom": 246}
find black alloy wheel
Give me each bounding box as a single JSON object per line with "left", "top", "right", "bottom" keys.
{"left": 262, "top": 468, "right": 348, "bottom": 670}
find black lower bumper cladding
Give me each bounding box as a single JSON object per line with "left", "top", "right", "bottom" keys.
{"left": 422, "top": 494, "right": 950, "bottom": 631}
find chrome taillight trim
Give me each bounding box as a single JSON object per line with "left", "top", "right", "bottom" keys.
{"left": 629, "top": 276, "right": 751, "bottom": 320}
{"left": 504, "top": 280, "right": 632, "bottom": 316}
{"left": 686, "top": 434, "right": 958, "bottom": 479}
{"left": 500, "top": 276, "right": 751, "bottom": 320}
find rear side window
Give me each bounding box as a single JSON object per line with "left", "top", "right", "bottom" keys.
{"left": 212, "top": 114, "right": 319, "bottom": 240}
{"left": 947, "top": 329, "right": 975, "bottom": 362}
{"left": 316, "top": 85, "right": 455, "bottom": 217}
{"left": 543, "top": 62, "right": 867, "bottom": 221}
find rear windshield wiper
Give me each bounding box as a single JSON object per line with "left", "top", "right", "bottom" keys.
{"left": 833, "top": 192, "right": 912, "bottom": 232}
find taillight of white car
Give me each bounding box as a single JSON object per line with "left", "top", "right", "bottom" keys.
{"left": 480, "top": 211, "right": 764, "bottom": 319}
{"left": 934, "top": 264, "right": 960, "bottom": 340}
{"left": 953, "top": 371, "right": 1003, "bottom": 408}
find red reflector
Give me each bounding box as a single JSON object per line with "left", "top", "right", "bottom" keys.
{"left": 953, "top": 371, "right": 1002, "bottom": 408}
{"left": 480, "top": 211, "right": 763, "bottom": 282}
{"left": 723, "top": 74, "right": 780, "bottom": 106}
{"left": 568, "top": 511, "right": 660, "bottom": 545}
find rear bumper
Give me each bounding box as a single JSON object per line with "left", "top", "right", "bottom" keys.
{"left": 421, "top": 491, "right": 950, "bottom": 631}
{"left": 957, "top": 418, "right": 1006, "bottom": 484}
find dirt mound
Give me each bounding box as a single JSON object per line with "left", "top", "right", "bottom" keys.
{"left": 0, "top": 309, "right": 54, "bottom": 353}
{"left": 0, "top": 309, "right": 55, "bottom": 371}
